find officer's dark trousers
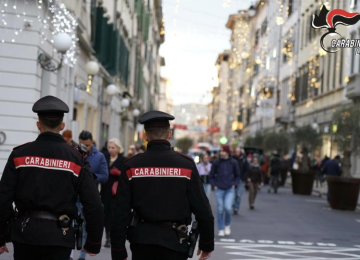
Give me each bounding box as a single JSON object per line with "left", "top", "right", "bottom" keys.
{"left": 131, "top": 243, "right": 188, "bottom": 260}
{"left": 13, "top": 242, "right": 72, "bottom": 260}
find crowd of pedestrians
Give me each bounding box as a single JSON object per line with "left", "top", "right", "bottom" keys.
{"left": 196, "top": 145, "right": 289, "bottom": 237}
{"left": 61, "top": 128, "right": 343, "bottom": 243}
{"left": 61, "top": 130, "right": 148, "bottom": 260}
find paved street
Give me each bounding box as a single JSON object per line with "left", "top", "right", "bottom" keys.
{"left": 2, "top": 186, "right": 360, "bottom": 260}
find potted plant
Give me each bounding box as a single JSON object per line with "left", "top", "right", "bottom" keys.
{"left": 263, "top": 131, "right": 290, "bottom": 155}
{"left": 291, "top": 125, "right": 322, "bottom": 195}
{"left": 328, "top": 104, "right": 360, "bottom": 211}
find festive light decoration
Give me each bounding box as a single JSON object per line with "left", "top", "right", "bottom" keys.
{"left": 1, "top": 0, "right": 77, "bottom": 66}
{"left": 49, "top": 2, "right": 78, "bottom": 66}
{"left": 276, "top": 0, "right": 284, "bottom": 26}
{"left": 1, "top": 0, "right": 30, "bottom": 43}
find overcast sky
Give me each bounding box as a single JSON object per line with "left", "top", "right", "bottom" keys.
{"left": 159, "top": 0, "right": 252, "bottom": 106}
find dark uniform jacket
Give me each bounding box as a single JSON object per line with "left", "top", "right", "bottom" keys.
{"left": 0, "top": 132, "right": 104, "bottom": 253}
{"left": 111, "top": 140, "right": 214, "bottom": 260}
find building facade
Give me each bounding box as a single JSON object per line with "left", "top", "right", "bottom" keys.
{"left": 0, "top": 0, "right": 165, "bottom": 176}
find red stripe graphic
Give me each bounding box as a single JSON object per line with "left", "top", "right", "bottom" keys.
{"left": 327, "top": 9, "right": 360, "bottom": 28}
{"left": 126, "top": 167, "right": 192, "bottom": 180}
{"left": 13, "top": 156, "right": 82, "bottom": 176}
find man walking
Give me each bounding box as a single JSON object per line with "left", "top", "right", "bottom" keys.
{"left": 111, "top": 111, "right": 214, "bottom": 260}
{"left": 72, "top": 130, "right": 108, "bottom": 260}
{"left": 268, "top": 152, "right": 281, "bottom": 194}
{"left": 323, "top": 155, "right": 342, "bottom": 203}
{"left": 197, "top": 154, "right": 212, "bottom": 198}
{"left": 209, "top": 145, "right": 240, "bottom": 237}
{"left": 232, "top": 147, "right": 249, "bottom": 215}
{"left": 0, "top": 96, "right": 104, "bottom": 260}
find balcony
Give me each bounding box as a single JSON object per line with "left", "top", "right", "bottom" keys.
{"left": 346, "top": 74, "right": 360, "bottom": 100}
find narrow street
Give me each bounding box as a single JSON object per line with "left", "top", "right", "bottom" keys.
{"left": 2, "top": 186, "right": 360, "bottom": 260}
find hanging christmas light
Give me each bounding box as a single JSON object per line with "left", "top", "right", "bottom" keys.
{"left": 50, "top": 2, "right": 78, "bottom": 66}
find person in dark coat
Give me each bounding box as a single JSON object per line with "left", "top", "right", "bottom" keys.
{"left": 279, "top": 155, "right": 290, "bottom": 186}
{"left": 323, "top": 155, "right": 342, "bottom": 177}
{"left": 0, "top": 96, "right": 104, "bottom": 259}
{"left": 209, "top": 145, "right": 240, "bottom": 237}
{"left": 111, "top": 111, "right": 214, "bottom": 260}
{"left": 100, "top": 138, "right": 125, "bottom": 248}
{"left": 232, "top": 147, "right": 249, "bottom": 215}
{"left": 323, "top": 155, "right": 342, "bottom": 203}
{"left": 247, "top": 156, "right": 264, "bottom": 209}
{"left": 268, "top": 152, "right": 281, "bottom": 194}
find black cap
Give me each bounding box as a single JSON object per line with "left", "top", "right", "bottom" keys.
{"left": 138, "top": 110, "right": 175, "bottom": 128}
{"left": 32, "top": 95, "right": 69, "bottom": 118}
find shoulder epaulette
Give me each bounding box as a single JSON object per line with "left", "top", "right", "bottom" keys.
{"left": 13, "top": 142, "right": 31, "bottom": 150}
{"left": 174, "top": 151, "right": 194, "bottom": 161}
{"left": 124, "top": 152, "right": 143, "bottom": 163}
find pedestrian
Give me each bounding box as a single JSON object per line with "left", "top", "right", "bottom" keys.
{"left": 101, "top": 140, "right": 110, "bottom": 158}
{"left": 247, "top": 156, "right": 264, "bottom": 210}
{"left": 71, "top": 130, "right": 109, "bottom": 260}
{"left": 209, "top": 145, "right": 240, "bottom": 237}
{"left": 197, "top": 154, "right": 212, "bottom": 198}
{"left": 279, "top": 154, "right": 290, "bottom": 186}
{"left": 111, "top": 111, "right": 214, "bottom": 260}
{"left": 212, "top": 152, "right": 219, "bottom": 162}
{"left": 268, "top": 152, "right": 281, "bottom": 194}
{"left": 262, "top": 154, "right": 269, "bottom": 184}
{"left": 323, "top": 155, "right": 342, "bottom": 203}
{"left": 62, "top": 129, "right": 78, "bottom": 147}
{"left": 78, "top": 130, "right": 109, "bottom": 184}
{"left": 127, "top": 144, "right": 136, "bottom": 157}
{"left": 0, "top": 95, "right": 104, "bottom": 260}
{"left": 100, "top": 138, "right": 125, "bottom": 248}
{"left": 232, "top": 147, "right": 249, "bottom": 215}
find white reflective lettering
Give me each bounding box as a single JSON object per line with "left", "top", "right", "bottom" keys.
{"left": 278, "top": 241, "right": 296, "bottom": 245}
{"left": 135, "top": 169, "right": 139, "bottom": 175}
{"left": 25, "top": 157, "right": 30, "bottom": 164}
{"left": 258, "top": 240, "right": 274, "bottom": 244}
{"left": 239, "top": 240, "right": 255, "bottom": 243}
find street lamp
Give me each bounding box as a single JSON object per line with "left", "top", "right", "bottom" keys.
{"left": 75, "top": 61, "right": 100, "bottom": 94}
{"left": 38, "top": 32, "right": 72, "bottom": 72}
{"left": 98, "top": 84, "right": 119, "bottom": 106}
{"left": 248, "top": 5, "right": 256, "bottom": 17}
{"left": 121, "top": 98, "right": 130, "bottom": 108}
{"left": 133, "top": 108, "right": 140, "bottom": 117}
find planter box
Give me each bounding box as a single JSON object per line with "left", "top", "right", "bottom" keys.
{"left": 291, "top": 170, "right": 316, "bottom": 195}
{"left": 326, "top": 176, "right": 360, "bottom": 211}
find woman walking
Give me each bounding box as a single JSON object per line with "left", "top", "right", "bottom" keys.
{"left": 247, "top": 156, "right": 264, "bottom": 210}
{"left": 100, "top": 138, "right": 125, "bottom": 247}
{"left": 197, "top": 154, "right": 212, "bottom": 198}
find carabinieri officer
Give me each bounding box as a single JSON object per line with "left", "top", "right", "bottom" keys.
{"left": 0, "top": 95, "right": 104, "bottom": 260}
{"left": 111, "top": 111, "right": 214, "bottom": 260}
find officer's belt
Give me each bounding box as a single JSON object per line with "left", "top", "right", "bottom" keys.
{"left": 141, "top": 219, "right": 183, "bottom": 229}
{"left": 21, "top": 211, "right": 61, "bottom": 221}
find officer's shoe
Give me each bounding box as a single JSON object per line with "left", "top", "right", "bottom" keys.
{"left": 225, "top": 225, "right": 231, "bottom": 236}
{"left": 218, "top": 230, "right": 225, "bottom": 237}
